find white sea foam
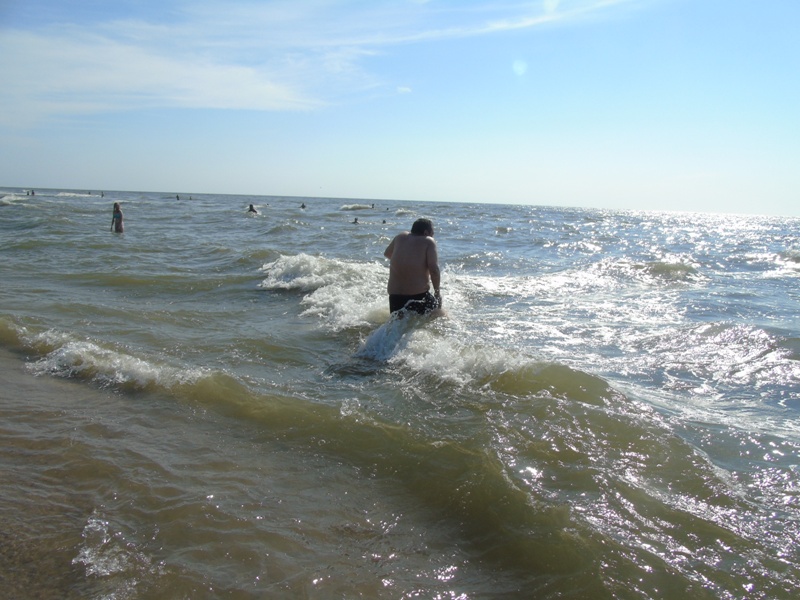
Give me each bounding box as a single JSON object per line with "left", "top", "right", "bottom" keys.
{"left": 73, "top": 510, "right": 162, "bottom": 590}
{"left": 56, "top": 191, "right": 96, "bottom": 197}
{"left": 259, "top": 253, "right": 388, "bottom": 330}
{"left": 0, "top": 193, "right": 26, "bottom": 206}
{"left": 24, "top": 329, "right": 205, "bottom": 390}
{"left": 392, "top": 326, "right": 525, "bottom": 386}
{"left": 258, "top": 253, "right": 361, "bottom": 292}
{"left": 776, "top": 248, "right": 800, "bottom": 275}
{"left": 785, "top": 248, "right": 800, "bottom": 263}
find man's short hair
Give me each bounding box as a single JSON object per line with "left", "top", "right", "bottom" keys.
{"left": 411, "top": 218, "right": 433, "bottom": 235}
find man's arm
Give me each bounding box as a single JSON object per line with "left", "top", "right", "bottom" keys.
{"left": 384, "top": 237, "right": 396, "bottom": 260}
{"left": 427, "top": 240, "right": 441, "bottom": 301}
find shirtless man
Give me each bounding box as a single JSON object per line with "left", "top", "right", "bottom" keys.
{"left": 383, "top": 218, "right": 441, "bottom": 315}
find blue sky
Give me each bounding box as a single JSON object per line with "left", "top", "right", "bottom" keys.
{"left": 1, "top": 0, "right": 798, "bottom": 216}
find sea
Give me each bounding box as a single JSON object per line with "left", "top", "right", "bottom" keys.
{"left": 1, "top": 188, "right": 799, "bottom": 599}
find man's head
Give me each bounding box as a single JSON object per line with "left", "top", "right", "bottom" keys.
{"left": 411, "top": 218, "right": 434, "bottom": 237}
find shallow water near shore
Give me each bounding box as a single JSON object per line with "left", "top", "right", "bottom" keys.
{"left": 1, "top": 188, "right": 800, "bottom": 598}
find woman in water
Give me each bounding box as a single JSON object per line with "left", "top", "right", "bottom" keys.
{"left": 110, "top": 202, "right": 124, "bottom": 233}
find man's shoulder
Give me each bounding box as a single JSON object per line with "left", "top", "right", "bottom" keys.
{"left": 409, "top": 234, "right": 435, "bottom": 246}
{"left": 421, "top": 235, "right": 437, "bottom": 247}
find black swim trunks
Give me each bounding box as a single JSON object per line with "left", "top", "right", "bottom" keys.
{"left": 389, "top": 291, "right": 440, "bottom": 315}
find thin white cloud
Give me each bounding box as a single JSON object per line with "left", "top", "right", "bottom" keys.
{"left": 0, "top": 0, "right": 644, "bottom": 126}
{"left": 0, "top": 29, "right": 321, "bottom": 127}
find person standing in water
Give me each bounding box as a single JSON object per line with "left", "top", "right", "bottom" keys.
{"left": 110, "top": 202, "right": 124, "bottom": 233}
{"left": 383, "top": 218, "right": 441, "bottom": 315}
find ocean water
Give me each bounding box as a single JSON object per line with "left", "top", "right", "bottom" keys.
{"left": 1, "top": 188, "right": 799, "bottom": 599}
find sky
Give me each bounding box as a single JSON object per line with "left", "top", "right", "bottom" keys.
{"left": 1, "top": 0, "right": 798, "bottom": 216}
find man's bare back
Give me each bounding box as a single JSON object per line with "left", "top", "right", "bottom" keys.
{"left": 383, "top": 218, "right": 441, "bottom": 313}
